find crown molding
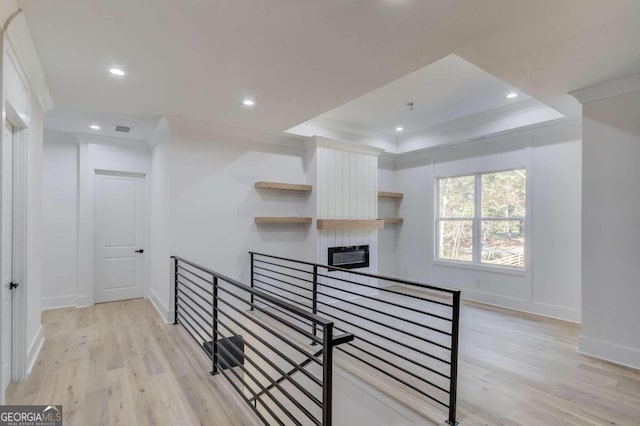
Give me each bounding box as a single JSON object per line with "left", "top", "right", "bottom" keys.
{"left": 392, "top": 117, "right": 580, "bottom": 169}
{"left": 3, "top": 11, "right": 54, "bottom": 112}
{"left": 306, "top": 135, "right": 385, "bottom": 156}
{"left": 569, "top": 73, "right": 640, "bottom": 104}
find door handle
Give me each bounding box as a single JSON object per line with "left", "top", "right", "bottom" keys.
{"left": 135, "top": 249, "right": 144, "bottom": 254}
{"left": 9, "top": 282, "right": 19, "bottom": 290}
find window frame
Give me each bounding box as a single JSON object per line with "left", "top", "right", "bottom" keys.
{"left": 435, "top": 167, "right": 527, "bottom": 273}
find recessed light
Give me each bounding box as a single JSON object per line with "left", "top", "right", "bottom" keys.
{"left": 395, "top": 127, "right": 404, "bottom": 132}
{"left": 89, "top": 124, "right": 101, "bottom": 130}
{"left": 506, "top": 92, "right": 518, "bottom": 99}
{"left": 109, "top": 68, "right": 125, "bottom": 76}
{"left": 242, "top": 99, "right": 255, "bottom": 106}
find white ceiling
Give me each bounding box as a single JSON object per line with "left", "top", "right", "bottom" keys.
{"left": 298, "top": 54, "right": 538, "bottom": 136}
{"left": 18, "top": 0, "right": 640, "bottom": 140}
{"left": 45, "top": 109, "right": 160, "bottom": 141}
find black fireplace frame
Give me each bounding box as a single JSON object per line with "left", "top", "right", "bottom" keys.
{"left": 327, "top": 245, "right": 370, "bottom": 270}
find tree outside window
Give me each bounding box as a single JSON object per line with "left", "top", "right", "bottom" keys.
{"left": 436, "top": 169, "right": 526, "bottom": 268}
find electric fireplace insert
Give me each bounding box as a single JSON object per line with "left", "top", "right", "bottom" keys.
{"left": 328, "top": 245, "right": 370, "bottom": 270}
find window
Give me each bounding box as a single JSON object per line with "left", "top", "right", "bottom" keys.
{"left": 436, "top": 169, "right": 526, "bottom": 268}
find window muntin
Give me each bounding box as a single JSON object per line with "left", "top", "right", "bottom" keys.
{"left": 437, "top": 169, "right": 526, "bottom": 269}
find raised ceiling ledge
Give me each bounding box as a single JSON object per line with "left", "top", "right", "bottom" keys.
{"left": 305, "top": 135, "right": 385, "bottom": 157}
{"left": 569, "top": 73, "right": 640, "bottom": 104}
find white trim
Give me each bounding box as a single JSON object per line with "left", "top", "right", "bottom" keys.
{"left": 3, "top": 14, "right": 54, "bottom": 112}
{"left": 41, "top": 294, "right": 77, "bottom": 310}
{"left": 306, "top": 135, "right": 385, "bottom": 156}
{"left": 578, "top": 335, "right": 640, "bottom": 371}
{"left": 463, "top": 289, "right": 581, "bottom": 323}
{"left": 433, "top": 260, "right": 527, "bottom": 276}
{"left": 149, "top": 288, "right": 173, "bottom": 324}
{"left": 569, "top": 73, "right": 640, "bottom": 104}
{"left": 25, "top": 324, "right": 43, "bottom": 375}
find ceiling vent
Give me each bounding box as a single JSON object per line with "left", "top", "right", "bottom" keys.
{"left": 115, "top": 125, "right": 131, "bottom": 133}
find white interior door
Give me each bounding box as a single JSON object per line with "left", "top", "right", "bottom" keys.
{"left": 1, "top": 121, "right": 15, "bottom": 394}
{"left": 95, "top": 172, "right": 145, "bottom": 303}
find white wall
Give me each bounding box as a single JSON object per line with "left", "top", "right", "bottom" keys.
{"left": 148, "top": 117, "right": 312, "bottom": 319}
{"left": 312, "top": 140, "right": 381, "bottom": 297}
{"left": 579, "top": 86, "right": 640, "bottom": 369}
{"left": 40, "top": 134, "right": 151, "bottom": 309}
{"left": 377, "top": 166, "right": 399, "bottom": 277}
{"left": 25, "top": 95, "right": 44, "bottom": 366}
{"left": 388, "top": 123, "right": 582, "bottom": 322}
{"left": 42, "top": 137, "right": 78, "bottom": 308}
{"left": 0, "top": 3, "right": 52, "bottom": 393}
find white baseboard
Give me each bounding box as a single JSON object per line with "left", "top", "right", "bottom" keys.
{"left": 41, "top": 294, "right": 78, "bottom": 310}
{"left": 461, "top": 288, "right": 581, "bottom": 323}
{"left": 26, "top": 325, "right": 44, "bottom": 375}
{"left": 579, "top": 335, "right": 640, "bottom": 371}
{"left": 76, "top": 294, "right": 92, "bottom": 308}
{"left": 149, "top": 288, "right": 174, "bottom": 324}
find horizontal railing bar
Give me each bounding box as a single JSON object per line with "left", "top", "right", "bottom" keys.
{"left": 254, "top": 277, "right": 313, "bottom": 301}
{"left": 215, "top": 360, "right": 270, "bottom": 425}
{"left": 177, "top": 285, "right": 213, "bottom": 313}
{"left": 216, "top": 351, "right": 287, "bottom": 426}
{"left": 254, "top": 282, "right": 313, "bottom": 308}
{"left": 317, "top": 300, "right": 451, "bottom": 350}
{"left": 217, "top": 285, "right": 323, "bottom": 344}
{"left": 177, "top": 272, "right": 213, "bottom": 296}
{"left": 253, "top": 269, "right": 314, "bottom": 294}
{"left": 253, "top": 258, "right": 315, "bottom": 278}
{"left": 176, "top": 293, "right": 212, "bottom": 328}
{"left": 347, "top": 343, "right": 450, "bottom": 393}
{"left": 314, "top": 289, "right": 451, "bottom": 336}
{"left": 216, "top": 306, "right": 323, "bottom": 385}
{"left": 337, "top": 347, "right": 449, "bottom": 409}
{"left": 177, "top": 312, "right": 211, "bottom": 348}
{"left": 177, "top": 265, "right": 214, "bottom": 286}
{"left": 331, "top": 333, "right": 355, "bottom": 347}
{"left": 316, "top": 308, "right": 451, "bottom": 365}
{"left": 216, "top": 295, "right": 324, "bottom": 368}
{"left": 215, "top": 329, "right": 309, "bottom": 426}
{"left": 173, "top": 256, "right": 332, "bottom": 326}
{"left": 177, "top": 308, "right": 212, "bottom": 341}
{"left": 217, "top": 318, "right": 322, "bottom": 407}
{"left": 252, "top": 297, "right": 315, "bottom": 328}
{"left": 314, "top": 280, "right": 452, "bottom": 322}
{"left": 350, "top": 335, "right": 450, "bottom": 379}
{"left": 250, "top": 251, "right": 460, "bottom": 295}
{"left": 249, "top": 346, "right": 324, "bottom": 405}
{"left": 176, "top": 316, "right": 211, "bottom": 358}
{"left": 317, "top": 272, "right": 454, "bottom": 308}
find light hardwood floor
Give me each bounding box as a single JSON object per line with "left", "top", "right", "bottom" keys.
{"left": 7, "top": 297, "right": 640, "bottom": 425}
{"left": 6, "top": 299, "right": 260, "bottom": 426}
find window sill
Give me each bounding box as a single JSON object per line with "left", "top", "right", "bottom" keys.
{"left": 433, "top": 259, "right": 527, "bottom": 276}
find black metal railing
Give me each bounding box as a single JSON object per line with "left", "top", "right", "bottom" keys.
{"left": 249, "top": 251, "right": 461, "bottom": 426}
{"left": 172, "top": 256, "right": 353, "bottom": 426}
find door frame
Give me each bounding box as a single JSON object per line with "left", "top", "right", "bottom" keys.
{"left": 1, "top": 103, "right": 28, "bottom": 392}
{"left": 93, "top": 170, "right": 146, "bottom": 304}
{"left": 75, "top": 142, "right": 151, "bottom": 308}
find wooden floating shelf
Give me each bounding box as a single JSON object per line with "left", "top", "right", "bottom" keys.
{"left": 380, "top": 218, "right": 404, "bottom": 225}
{"left": 255, "top": 181, "right": 312, "bottom": 192}
{"left": 255, "top": 217, "right": 313, "bottom": 225}
{"left": 378, "top": 191, "right": 404, "bottom": 199}
{"left": 317, "top": 219, "right": 384, "bottom": 230}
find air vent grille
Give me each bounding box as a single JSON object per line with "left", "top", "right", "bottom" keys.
{"left": 115, "top": 125, "right": 131, "bottom": 133}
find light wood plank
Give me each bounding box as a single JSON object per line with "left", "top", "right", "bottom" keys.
{"left": 378, "top": 191, "right": 404, "bottom": 199}
{"left": 380, "top": 218, "right": 404, "bottom": 225}
{"left": 254, "top": 217, "right": 312, "bottom": 225}
{"left": 255, "top": 181, "right": 312, "bottom": 192}
{"left": 316, "top": 219, "right": 384, "bottom": 230}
